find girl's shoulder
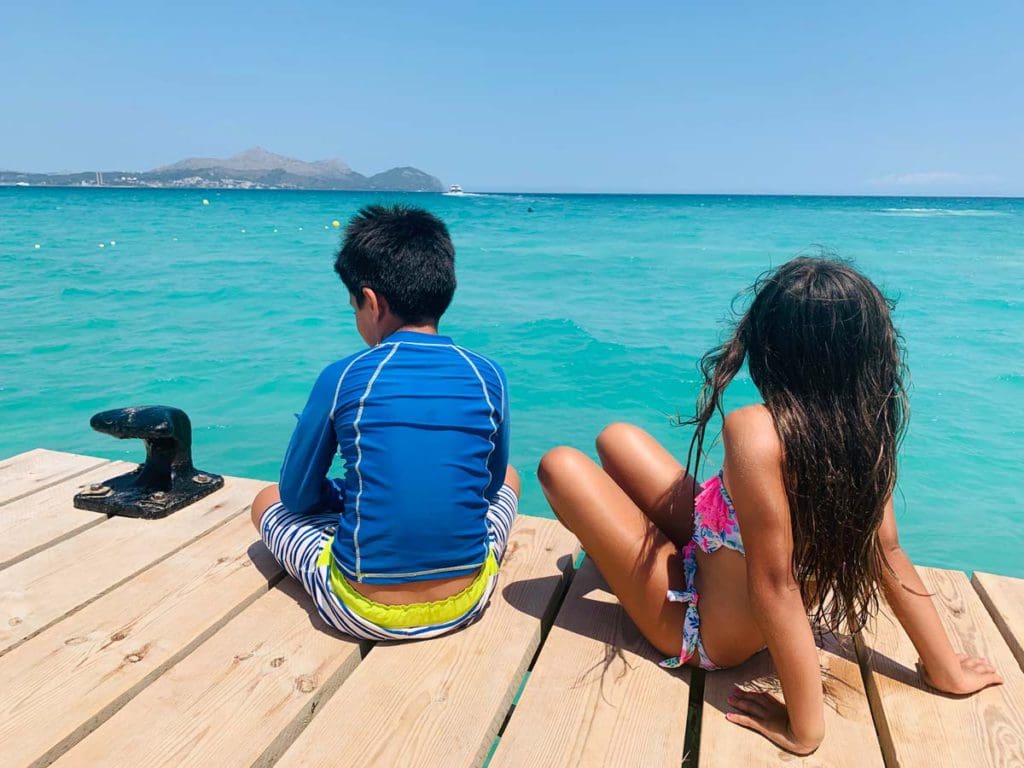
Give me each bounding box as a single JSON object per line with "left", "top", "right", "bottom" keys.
{"left": 722, "top": 404, "right": 782, "bottom": 465}
{"left": 720, "top": 405, "right": 790, "bottom": 542}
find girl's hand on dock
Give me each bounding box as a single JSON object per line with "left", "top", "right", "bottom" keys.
{"left": 726, "top": 689, "right": 821, "bottom": 756}
{"left": 920, "top": 654, "right": 1004, "bottom": 695}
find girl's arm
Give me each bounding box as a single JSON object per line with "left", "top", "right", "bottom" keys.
{"left": 721, "top": 408, "right": 825, "bottom": 755}
{"left": 877, "top": 499, "right": 1002, "bottom": 694}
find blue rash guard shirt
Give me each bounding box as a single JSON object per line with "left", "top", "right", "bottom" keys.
{"left": 279, "top": 330, "right": 509, "bottom": 585}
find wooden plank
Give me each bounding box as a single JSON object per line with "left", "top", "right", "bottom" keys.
{"left": 701, "top": 633, "right": 883, "bottom": 767}
{"left": 0, "top": 450, "right": 109, "bottom": 506}
{"left": 0, "top": 474, "right": 266, "bottom": 653}
{"left": 857, "top": 566, "right": 1024, "bottom": 767}
{"left": 973, "top": 571, "right": 1024, "bottom": 672}
{"left": 490, "top": 557, "right": 690, "bottom": 768}
{"left": 49, "top": 579, "right": 364, "bottom": 768}
{"left": 273, "top": 516, "right": 579, "bottom": 768}
{"left": 0, "top": 461, "right": 136, "bottom": 570}
{"left": 0, "top": 513, "right": 284, "bottom": 768}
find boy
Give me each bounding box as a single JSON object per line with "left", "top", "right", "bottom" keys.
{"left": 250, "top": 205, "right": 519, "bottom": 640}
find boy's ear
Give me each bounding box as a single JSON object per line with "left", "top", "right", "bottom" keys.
{"left": 361, "top": 287, "right": 390, "bottom": 320}
{"left": 362, "top": 286, "right": 379, "bottom": 315}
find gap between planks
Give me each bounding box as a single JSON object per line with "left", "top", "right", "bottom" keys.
{"left": 2, "top": 516, "right": 288, "bottom": 768}
{"left": 271, "top": 517, "right": 579, "bottom": 768}
{"left": 490, "top": 541, "right": 583, "bottom": 740}
{"left": 854, "top": 566, "right": 1024, "bottom": 768}
{"left": 0, "top": 450, "right": 111, "bottom": 509}
{"left": 701, "top": 633, "right": 882, "bottom": 767}
{"left": 1, "top": 476, "right": 266, "bottom": 656}
{"left": 0, "top": 462, "right": 140, "bottom": 571}
{"left": 489, "top": 557, "right": 690, "bottom": 768}
{"left": 46, "top": 581, "right": 370, "bottom": 768}
{"left": 972, "top": 571, "right": 1024, "bottom": 674}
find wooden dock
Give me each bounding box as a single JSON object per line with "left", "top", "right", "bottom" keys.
{"left": 2, "top": 448, "right": 1023, "bottom": 767}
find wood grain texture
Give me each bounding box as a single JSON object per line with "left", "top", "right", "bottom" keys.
{"left": 490, "top": 557, "right": 690, "bottom": 768}
{"left": 0, "top": 450, "right": 109, "bottom": 507}
{"left": 0, "top": 461, "right": 136, "bottom": 570}
{"left": 701, "top": 632, "right": 883, "bottom": 767}
{"left": 49, "top": 580, "right": 364, "bottom": 768}
{"left": 857, "top": 566, "right": 1024, "bottom": 767}
{"left": 273, "top": 516, "right": 578, "bottom": 768}
{"left": 0, "top": 474, "right": 265, "bottom": 654}
{"left": 974, "top": 572, "right": 1024, "bottom": 673}
{"left": 0, "top": 513, "right": 283, "bottom": 768}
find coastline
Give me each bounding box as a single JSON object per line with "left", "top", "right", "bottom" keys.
{"left": 2, "top": 184, "right": 1022, "bottom": 199}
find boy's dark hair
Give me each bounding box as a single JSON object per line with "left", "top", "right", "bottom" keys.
{"left": 334, "top": 204, "right": 456, "bottom": 324}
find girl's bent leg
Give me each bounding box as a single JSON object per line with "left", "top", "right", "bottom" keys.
{"left": 595, "top": 422, "right": 698, "bottom": 548}
{"left": 538, "top": 446, "right": 685, "bottom": 657}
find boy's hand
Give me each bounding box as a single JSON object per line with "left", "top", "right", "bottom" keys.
{"left": 919, "top": 654, "right": 1003, "bottom": 695}
{"left": 726, "top": 689, "right": 822, "bottom": 756}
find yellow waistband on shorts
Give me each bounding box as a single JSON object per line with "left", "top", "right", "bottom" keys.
{"left": 317, "top": 538, "right": 499, "bottom": 629}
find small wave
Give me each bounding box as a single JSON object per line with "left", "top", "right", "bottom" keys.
{"left": 62, "top": 286, "right": 148, "bottom": 299}
{"left": 876, "top": 207, "right": 1008, "bottom": 217}
{"left": 149, "top": 374, "right": 205, "bottom": 385}
{"left": 995, "top": 372, "right": 1024, "bottom": 385}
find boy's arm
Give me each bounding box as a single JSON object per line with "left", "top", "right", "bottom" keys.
{"left": 279, "top": 366, "right": 344, "bottom": 516}
{"left": 877, "top": 498, "right": 1002, "bottom": 694}
{"left": 724, "top": 411, "right": 824, "bottom": 755}
{"left": 484, "top": 368, "right": 510, "bottom": 501}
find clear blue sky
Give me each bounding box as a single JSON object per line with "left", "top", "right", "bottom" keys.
{"left": 2, "top": 1, "right": 1021, "bottom": 194}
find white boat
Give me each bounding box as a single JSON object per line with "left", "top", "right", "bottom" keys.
{"left": 445, "top": 184, "right": 464, "bottom": 195}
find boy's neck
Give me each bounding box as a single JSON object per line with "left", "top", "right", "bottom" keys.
{"left": 393, "top": 322, "right": 438, "bottom": 336}
{"left": 376, "top": 317, "right": 439, "bottom": 342}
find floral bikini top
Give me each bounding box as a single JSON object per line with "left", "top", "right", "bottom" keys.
{"left": 691, "top": 471, "right": 744, "bottom": 555}
{"left": 662, "top": 471, "right": 746, "bottom": 671}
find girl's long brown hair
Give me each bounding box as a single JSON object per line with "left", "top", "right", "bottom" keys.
{"left": 686, "top": 256, "right": 909, "bottom": 632}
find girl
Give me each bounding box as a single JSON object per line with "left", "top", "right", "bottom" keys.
{"left": 537, "top": 257, "right": 1002, "bottom": 754}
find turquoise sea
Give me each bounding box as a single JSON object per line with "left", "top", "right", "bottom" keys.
{"left": 1, "top": 189, "right": 1022, "bottom": 576}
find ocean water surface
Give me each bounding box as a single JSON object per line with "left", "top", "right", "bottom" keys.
{"left": 1, "top": 189, "right": 1021, "bottom": 575}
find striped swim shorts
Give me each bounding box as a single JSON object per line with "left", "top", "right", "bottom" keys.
{"left": 259, "top": 485, "right": 518, "bottom": 641}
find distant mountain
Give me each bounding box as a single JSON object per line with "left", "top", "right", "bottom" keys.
{"left": 0, "top": 147, "right": 444, "bottom": 192}
{"left": 155, "top": 147, "right": 353, "bottom": 177}
{"left": 365, "top": 166, "right": 446, "bottom": 191}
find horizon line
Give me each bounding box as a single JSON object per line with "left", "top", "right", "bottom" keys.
{"left": 1, "top": 185, "right": 1022, "bottom": 200}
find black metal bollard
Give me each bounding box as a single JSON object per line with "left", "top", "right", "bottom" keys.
{"left": 73, "top": 406, "right": 225, "bottom": 519}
